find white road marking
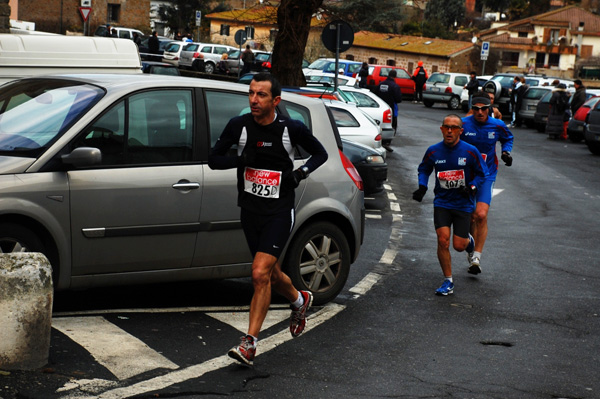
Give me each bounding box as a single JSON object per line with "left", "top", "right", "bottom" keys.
{"left": 52, "top": 316, "right": 178, "bottom": 380}
{"left": 349, "top": 272, "right": 382, "bottom": 295}
{"left": 66, "top": 304, "right": 346, "bottom": 399}
{"left": 366, "top": 214, "right": 382, "bottom": 219}
{"left": 207, "top": 309, "right": 290, "bottom": 334}
{"left": 384, "top": 184, "right": 392, "bottom": 190}
{"left": 390, "top": 202, "right": 400, "bottom": 212}
{"left": 493, "top": 188, "right": 504, "bottom": 197}
{"left": 379, "top": 248, "right": 397, "bottom": 265}
{"left": 387, "top": 192, "right": 397, "bottom": 201}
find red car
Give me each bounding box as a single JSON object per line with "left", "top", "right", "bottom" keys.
{"left": 363, "top": 65, "right": 415, "bottom": 99}
{"left": 567, "top": 95, "right": 600, "bottom": 142}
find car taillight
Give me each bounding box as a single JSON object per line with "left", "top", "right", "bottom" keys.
{"left": 339, "top": 149, "right": 363, "bottom": 191}
{"left": 193, "top": 52, "right": 200, "bottom": 59}
{"left": 445, "top": 87, "right": 452, "bottom": 93}
{"left": 375, "top": 133, "right": 382, "bottom": 142}
{"left": 383, "top": 108, "right": 392, "bottom": 124}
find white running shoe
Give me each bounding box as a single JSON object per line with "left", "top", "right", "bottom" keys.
{"left": 468, "top": 256, "right": 481, "bottom": 274}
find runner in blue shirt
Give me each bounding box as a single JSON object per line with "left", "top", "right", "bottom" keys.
{"left": 461, "top": 92, "right": 514, "bottom": 274}
{"left": 413, "top": 114, "right": 488, "bottom": 296}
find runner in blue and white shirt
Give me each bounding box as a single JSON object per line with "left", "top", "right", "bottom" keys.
{"left": 413, "top": 114, "right": 488, "bottom": 296}
{"left": 461, "top": 91, "right": 514, "bottom": 274}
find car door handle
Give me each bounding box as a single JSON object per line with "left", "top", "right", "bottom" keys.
{"left": 172, "top": 180, "right": 200, "bottom": 190}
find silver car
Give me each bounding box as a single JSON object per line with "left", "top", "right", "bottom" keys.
{"left": 0, "top": 74, "right": 364, "bottom": 305}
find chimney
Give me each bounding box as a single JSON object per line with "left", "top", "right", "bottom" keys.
{"left": 466, "top": 0, "right": 476, "bottom": 13}
{"left": 577, "top": 21, "right": 584, "bottom": 57}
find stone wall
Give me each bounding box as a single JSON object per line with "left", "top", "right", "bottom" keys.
{"left": 0, "top": 0, "right": 10, "bottom": 33}
{"left": 17, "top": 0, "right": 150, "bottom": 35}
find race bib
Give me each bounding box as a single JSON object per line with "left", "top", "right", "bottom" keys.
{"left": 244, "top": 167, "right": 282, "bottom": 198}
{"left": 437, "top": 169, "right": 466, "bottom": 190}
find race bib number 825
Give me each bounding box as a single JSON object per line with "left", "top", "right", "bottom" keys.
{"left": 244, "top": 167, "right": 282, "bottom": 198}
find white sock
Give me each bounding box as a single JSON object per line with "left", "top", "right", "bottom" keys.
{"left": 291, "top": 292, "right": 304, "bottom": 309}
{"left": 246, "top": 334, "right": 258, "bottom": 346}
{"left": 473, "top": 251, "right": 482, "bottom": 259}
{"left": 445, "top": 276, "right": 453, "bottom": 283}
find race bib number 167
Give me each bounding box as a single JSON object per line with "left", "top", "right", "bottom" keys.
{"left": 244, "top": 167, "right": 282, "bottom": 198}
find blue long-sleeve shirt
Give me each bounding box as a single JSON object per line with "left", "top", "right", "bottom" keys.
{"left": 417, "top": 140, "right": 488, "bottom": 213}
{"left": 461, "top": 115, "right": 514, "bottom": 181}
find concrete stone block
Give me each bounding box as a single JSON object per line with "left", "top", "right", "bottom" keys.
{"left": 0, "top": 253, "right": 53, "bottom": 370}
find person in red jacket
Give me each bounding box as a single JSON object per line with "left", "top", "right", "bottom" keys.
{"left": 412, "top": 61, "right": 429, "bottom": 103}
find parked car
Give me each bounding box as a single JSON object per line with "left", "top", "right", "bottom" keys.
{"left": 93, "top": 25, "right": 143, "bottom": 40}
{"left": 0, "top": 74, "right": 365, "bottom": 305}
{"left": 195, "top": 43, "right": 237, "bottom": 74}
{"left": 341, "top": 138, "right": 387, "bottom": 196}
{"left": 483, "top": 73, "right": 573, "bottom": 115}
{"left": 322, "top": 99, "right": 386, "bottom": 158}
{"left": 534, "top": 87, "right": 586, "bottom": 133}
{"left": 584, "top": 99, "right": 600, "bottom": 155}
{"left": 141, "top": 61, "right": 181, "bottom": 76}
{"left": 568, "top": 94, "right": 600, "bottom": 142}
{"left": 337, "top": 86, "right": 394, "bottom": 147}
{"left": 303, "top": 58, "right": 363, "bottom": 77}
{"left": 422, "top": 72, "right": 469, "bottom": 110}
{"left": 365, "top": 65, "right": 415, "bottom": 99}
{"left": 178, "top": 42, "right": 204, "bottom": 69}
{"left": 460, "top": 75, "right": 493, "bottom": 112}
{"left": 305, "top": 73, "right": 358, "bottom": 87}
{"left": 138, "top": 35, "right": 174, "bottom": 62}
{"left": 161, "top": 41, "right": 188, "bottom": 67}
{"left": 519, "top": 86, "right": 554, "bottom": 128}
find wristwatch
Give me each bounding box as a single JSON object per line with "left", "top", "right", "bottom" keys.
{"left": 299, "top": 165, "right": 310, "bottom": 179}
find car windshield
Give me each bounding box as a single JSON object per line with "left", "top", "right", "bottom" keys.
{"left": 524, "top": 88, "right": 551, "bottom": 99}
{"left": 491, "top": 75, "right": 516, "bottom": 88}
{"left": 0, "top": 79, "right": 104, "bottom": 156}
{"left": 255, "top": 53, "right": 271, "bottom": 62}
{"left": 428, "top": 74, "right": 450, "bottom": 84}
{"left": 539, "top": 91, "right": 553, "bottom": 103}
{"left": 164, "top": 43, "right": 181, "bottom": 52}
{"left": 307, "top": 59, "right": 330, "bottom": 70}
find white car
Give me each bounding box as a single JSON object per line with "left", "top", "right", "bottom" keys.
{"left": 178, "top": 42, "right": 203, "bottom": 69}
{"left": 322, "top": 99, "right": 386, "bottom": 158}
{"left": 460, "top": 75, "right": 493, "bottom": 112}
{"left": 337, "top": 86, "right": 395, "bottom": 146}
{"left": 161, "top": 41, "right": 189, "bottom": 67}
{"left": 423, "top": 72, "right": 470, "bottom": 110}
{"left": 305, "top": 72, "right": 358, "bottom": 87}
{"left": 196, "top": 43, "right": 237, "bottom": 74}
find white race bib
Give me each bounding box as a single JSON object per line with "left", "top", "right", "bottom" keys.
{"left": 437, "top": 169, "right": 466, "bottom": 190}
{"left": 244, "top": 167, "right": 282, "bottom": 198}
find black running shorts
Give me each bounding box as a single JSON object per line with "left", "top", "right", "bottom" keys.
{"left": 433, "top": 207, "right": 471, "bottom": 238}
{"left": 240, "top": 208, "right": 295, "bottom": 258}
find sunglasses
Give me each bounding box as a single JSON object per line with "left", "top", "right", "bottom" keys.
{"left": 471, "top": 105, "right": 490, "bottom": 112}
{"left": 441, "top": 124, "right": 462, "bottom": 131}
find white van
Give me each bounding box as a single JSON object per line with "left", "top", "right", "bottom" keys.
{"left": 0, "top": 34, "right": 142, "bottom": 84}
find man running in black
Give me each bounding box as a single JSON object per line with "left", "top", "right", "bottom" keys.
{"left": 208, "top": 73, "right": 328, "bottom": 366}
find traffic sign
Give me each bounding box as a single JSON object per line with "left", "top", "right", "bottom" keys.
{"left": 481, "top": 41, "right": 490, "bottom": 59}
{"left": 79, "top": 7, "right": 92, "bottom": 22}
{"left": 234, "top": 29, "right": 247, "bottom": 46}
{"left": 195, "top": 10, "right": 201, "bottom": 27}
{"left": 321, "top": 20, "right": 354, "bottom": 53}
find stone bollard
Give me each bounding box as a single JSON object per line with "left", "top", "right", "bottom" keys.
{"left": 0, "top": 252, "right": 53, "bottom": 370}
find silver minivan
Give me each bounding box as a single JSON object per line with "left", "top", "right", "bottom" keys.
{"left": 0, "top": 74, "right": 364, "bottom": 305}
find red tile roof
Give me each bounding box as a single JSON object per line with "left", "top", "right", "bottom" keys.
{"left": 352, "top": 31, "right": 474, "bottom": 57}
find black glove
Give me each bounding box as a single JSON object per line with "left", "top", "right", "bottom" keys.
{"left": 282, "top": 169, "right": 304, "bottom": 190}
{"left": 501, "top": 151, "right": 513, "bottom": 167}
{"left": 412, "top": 185, "right": 427, "bottom": 202}
{"left": 459, "top": 184, "right": 477, "bottom": 198}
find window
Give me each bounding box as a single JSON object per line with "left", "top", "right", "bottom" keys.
{"left": 107, "top": 4, "right": 120, "bottom": 23}
{"left": 518, "top": 32, "right": 528, "bottom": 38}
{"left": 205, "top": 91, "right": 251, "bottom": 147}
{"left": 220, "top": 24, "right": 230, "bottom": 36}
{"left": 118, "top": 30, "right": 131, "bottom": 39}
{"left": 548, "top": 53, "right": 560, "bottom": 67}
{"left": 501, "top": 52, "right": 519, "bottom": 66}
{"left": 76, "top": 90, "right": 193, "bottom": 165}
{"left": 346, "top": 54, "right": 355, "bottom": 61}
{"left": 329, "top": 107, "right": 360, "bottom": 128}
{"left": 346, "top": 91, "right": 378, "bottom": 108}
{"left": 455, "top": 76, "right": 468, "bottom": 87}
{"left": 368, "top": 57, "right": 377, "bottom": 64}
{"left": 431, "top": 65, "right": 438, "bottom": 73}
{"left": 386, "top": 60, "right": 396, "bottom": 66}
{"left": 396, "top": 69, "right": 411, "bottom": 79}
{"left": 245, "top": 26, "right": 255, "bottom": 39}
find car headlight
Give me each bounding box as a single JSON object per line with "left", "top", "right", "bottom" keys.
{"left": 365, "top": 155, "right": 385, "bottom": 164}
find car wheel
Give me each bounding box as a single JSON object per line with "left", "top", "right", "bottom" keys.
{"left": 284, "top": 221, "right": 351, "bottom": 305}
{"left": 423, "top": 100, "right": 434, "bottom": 108}
{"left": 448, "top": 96, "right": 460, "bottom": 110}
{"left": 586, "top": 140, "right": 600, "bottom": 155}
{"left": 204, "top": 62, "right": 215, "bottom": 74}
{"left": 536, "top": 123, "right": 545, "bottom": 133}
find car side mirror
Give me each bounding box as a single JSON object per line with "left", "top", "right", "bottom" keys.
{"left": 61, "top": 147, "right": 102, "bottom": 167}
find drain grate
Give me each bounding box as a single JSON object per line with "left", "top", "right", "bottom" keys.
{"left": 480, "top": 341, "right": 514, "bottom": 347}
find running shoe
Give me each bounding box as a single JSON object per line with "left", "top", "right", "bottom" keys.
{"left": 290, "top": 290, "right": 313, "bottom": 337}
{"left": 468, "top": 256, "right": 481, "bottom": 275}
{"left": 228, "top": 335, "right": 256, "bottom": 366}
{"left": 435, "top": 280, "right": 454, "bottom": 296}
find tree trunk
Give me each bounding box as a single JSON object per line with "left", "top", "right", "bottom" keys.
{"left": 271, "top": 0, "right": 324, "bottom": 87}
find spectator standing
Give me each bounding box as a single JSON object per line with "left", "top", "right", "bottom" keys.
{"left": 546, "top": 83, "right": 570, "bottom": 140}
{"left": 508, "top": 76, "right": 527, "bottom": 128}
{"left": 571, "top": 79, "right": 587, "bottom": 116}
{"left": 208, "top": 73, "right": 328, "bottom": 365}
{"left": 104, "top": 25, "right": 112, "bottom": 37}
{"left": 464, "top": 71, "right": 479, "bottom": 109}
{"left": 241, "top": 45, "right": 255, "bottom": 75}
{"left": 148, "top": 31, "right": 160, "bottom": 57}
{"left": 412, "top": 114, "right": 487, "bottom": 296}
{"left": 412, "top": 61, "right": 428, "bottom": 103}
{"left": 132, "top": 32, "right": 141, "bottom": 48}
{"left": 358, "top": 62, "right": 369, "bottom": 88}
{"left": 377, "top": 69, "right": 403, "bottom": 152}
{"left": 110, "top": 28, "right": 118, "bottom": 38}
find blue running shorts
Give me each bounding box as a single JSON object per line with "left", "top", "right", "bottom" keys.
{"left": 475, "top": 179, "right": 495, "bottom": 205}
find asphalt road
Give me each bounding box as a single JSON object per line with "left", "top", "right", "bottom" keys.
{"left": 2, "top": 102, "right": 599, "bottom": 399}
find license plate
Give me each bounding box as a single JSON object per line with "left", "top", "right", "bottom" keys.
{"left": 528, "top": 105, "right": 536, "bottom": 110}
{"left": 577, "top": 125, "right": 584, "bottom": 131}
{"left": 431, "top": 87, "right": 440, "bottom": 92}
